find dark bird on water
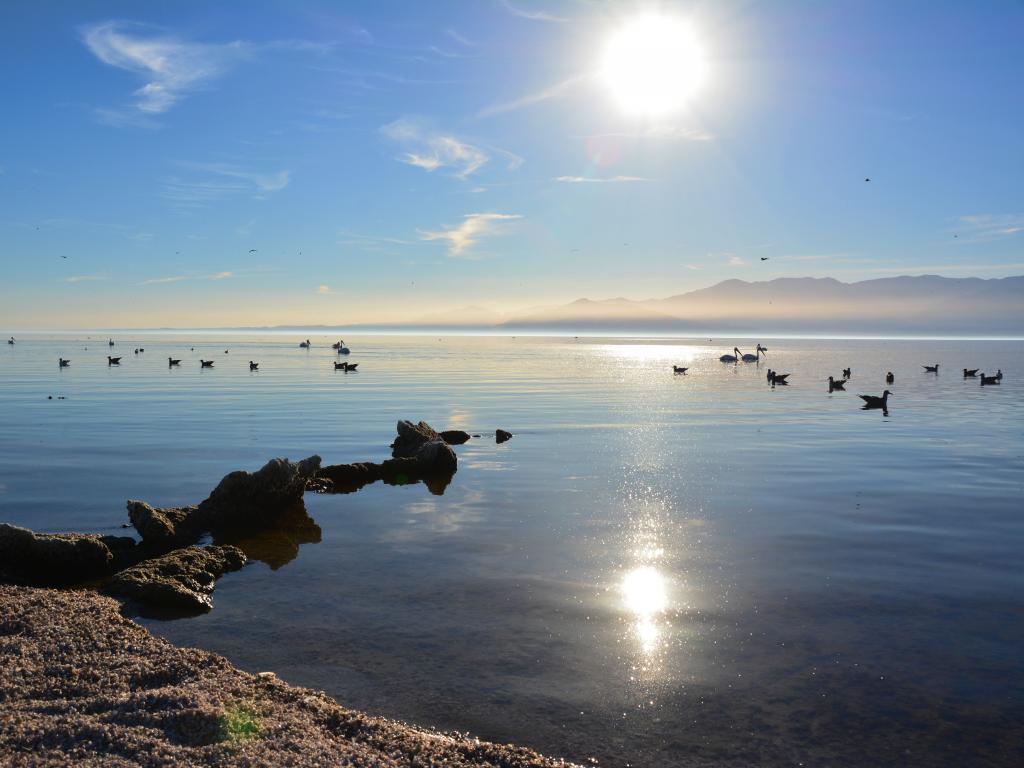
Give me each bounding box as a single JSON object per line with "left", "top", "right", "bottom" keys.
{"left": 168, "top": 358, "right": 181, "bottom": 366}
{"left": 7, "top": 337, "right": 13, "bottom": 344}
{"left": 963, "top": 368, "right": 978, "bottom": 378}
{"left": 996, "top": 369, "right": 1002, "bottom": 380}
{"left": 769, "top": 370, "right": 790, "bottom": 385}
{"left": 842, "top": 368, "right": 852, "bottom": 379}
{"left": 107, "top": 356, "right": 121, "bottom": 365}
{"left": 859, "top": 390, "right": 891, "bottom": 409}
{"left": 980, "top": 373, "right": 1000, "bottom": 386}
{"left": 200, "top": 360, "right": 214, "bottom": 368}
{"left": 249, "top": 361, "right": 259, "bottom": 371}
{"left": 673, "top": 365, "right": 688, "bottom": 374}
{"left": 59, "top": 358, "right": 70, "bottom": 367}
{"left": 886, "top": 372, "right": 894, "bottom": 384}
{"left": 923, "top": 364, "right": 939, "bottom": 373}
{"left": 828, "top": 376, "right": 846, "bottom": 391}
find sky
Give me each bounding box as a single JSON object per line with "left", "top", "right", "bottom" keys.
{"left": 1, "top": 0, "right": 1022, "bottom": 328}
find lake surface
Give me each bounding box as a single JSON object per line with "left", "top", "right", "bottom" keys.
{"left": 1, "top": 333, "right": 1022, "bottom": 767}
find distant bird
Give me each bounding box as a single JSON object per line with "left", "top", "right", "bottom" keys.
{"left": 139, "top": 348, "right": 144, "bottom": 353}
{"left": 953, "top": 234, "right": 958, "bottom": 239}
{"left": 980, "top": 373, "right": 1000, "bottom": 386}
{"left": 770, "top": 371, "right": 790, "bottom": 385}
{"left": 59, "top": 358, "right": 70, "bottom": 367}
{"left": 864, "top": 177, "right": 871, "bottom": 182}
{"left": 60, "top": 255, "right": 67, "bottom": 259}
{"left": 828, "top": 376, "right": 846, "bottom": 391}
{"left": 673, "top": 365, "right": 688, "bottom": 374}
{"left": 200, "top": 360, "right": 214, "bottom": 368}
{"left": 248, "top": 249, "right": 257, "bottom": 254}
{"left": 741, "top": 344, "right": 767, "bottom": 362}
{"left": 333, "top": 361, "right": 346, "bottom": 370}
{"left": 923, "top": 364, "right": 939, "bottom": 373}
{"left": 224, "top": 350, "right": 229, "bottom": 354}
{"left": 842, "top": 368, "right": 852, "bottom": 379}
{"left": 886, "top": 371, "right": 894, "bottom": 384}
{"left": 107, "top": 356, "right": 121, "bottom": 365}
{"left": 963, "top": 368, "right": 978, "bottom": 378}
{"left": 859, "top": 390, "right": 891, "bottom": 409}
{"left": 995, "top": 369, "right": 1003, "bottom": 380}
{"left": 134, "top": 348, "right": 139, "bottom": 354}
{"left": 249, "top": 361, "right": 259, "bottom": 371}
{"left": 299, "top": 339, "right": 311, "bottom": 348}
{"left": 6, "top": 337, "right": 13, "bottom": 345}
{"left": 108, "top": 338, "right": 115, "bottom": 346}
{"left": 168, "top": 358, "right": 181, "bottom": 367}
{"left": 760, "top": 257, "right": 769, "bottom": 261}
{"left": 345, "top": 362, "right": 358, "bottom": 371}
{"left": 720, "top": 347, "right": 740, "bottom": 363}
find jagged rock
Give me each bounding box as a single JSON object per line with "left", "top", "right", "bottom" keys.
{"left": 496, "top": 429, "right": 513, "bottom": 444}
{"left": 391, "top": 420, "right": 439, "bottom": 458}
{"left": 0, "top": 523, "right": 115, "bottom": 586}
{"left": 127, "top": 500, "right": 207, "bottom": 551}
{"left": 316, "top": 462, "right": 383, "bottom": 491}
{"left": 201, "top": 455, "right": 320, "bottom": 533}
{"left": 439, "top": 430, "right": 471, "bottom": 445}
{"left": 107, "top": 545, "right": 246, "bottom": 616}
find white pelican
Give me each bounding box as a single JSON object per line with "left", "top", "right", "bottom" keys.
{"left": 719, "top": 347, "right": 740, "bottom": 363}
{"left": 740, "top": 344, "right": 767, "bottom": 362}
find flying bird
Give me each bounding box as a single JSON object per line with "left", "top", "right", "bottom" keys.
{"left": 248, "top": 248, "right": 258, "bottom": 254}
{"left": 864, "top": 177, "right": 871, "bottom": 182}
{"left": 760, "top": 257, "right": 769, "bottom": 261}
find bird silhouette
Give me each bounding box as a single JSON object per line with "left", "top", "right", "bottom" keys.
{"left": 760, "top": 257, "right": 769, "bottom": 261}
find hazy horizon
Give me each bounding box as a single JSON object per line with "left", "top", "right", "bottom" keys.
{"left": 2, "top": 1, "right": 1023, "bottom": 328}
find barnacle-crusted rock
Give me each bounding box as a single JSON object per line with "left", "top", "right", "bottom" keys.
{"left": 0, "top": 523, "right": 115, "bottom": 586}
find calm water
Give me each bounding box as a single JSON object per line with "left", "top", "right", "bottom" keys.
{"left": 1, "top": 334, "right": 1022, "bottom": 767}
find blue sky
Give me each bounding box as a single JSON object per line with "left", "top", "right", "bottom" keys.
{"left": 1, "top": 0, "right": 1022, "bottom": 327}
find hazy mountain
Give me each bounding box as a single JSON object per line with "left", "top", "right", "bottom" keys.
{"left": 499, "top": 275, "right": 1024, "bottom": 335}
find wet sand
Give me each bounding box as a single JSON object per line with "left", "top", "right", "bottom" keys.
{"left": 0, "top": 585, "right": 578, "bottom": 767}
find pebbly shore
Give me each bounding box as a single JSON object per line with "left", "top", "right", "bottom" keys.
{"left": 0, "top": 585, "right": 574, "bottom": 767}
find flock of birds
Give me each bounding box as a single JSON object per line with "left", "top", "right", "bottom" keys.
{"left": 671, "top": 345, "right": 1005, "bottom": 413}
{"left": 7, "top": 337, "right": 362, "bottom": 374}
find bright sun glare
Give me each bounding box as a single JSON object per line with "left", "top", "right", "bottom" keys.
{"left": 601, "top": 14, "right": 706, "bottom": 118}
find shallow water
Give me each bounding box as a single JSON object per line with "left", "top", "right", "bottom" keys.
{"left": 1, "top": 334, "right": 1022, "bottom": 767}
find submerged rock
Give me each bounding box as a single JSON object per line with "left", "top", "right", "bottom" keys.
{"left": 219, "top": 503, "right": 321, "bottom": 570}
{"left": 107, "top": 545, "right": 246, "bottom": 616}
{"left": 439, "top": 429, "right": 471, "bottom": 445}
{"left": 496, "top": 429, "right": 513, "bottom": 444}
{"left": 0, "top": 523, "right": 116, "bottom": 586}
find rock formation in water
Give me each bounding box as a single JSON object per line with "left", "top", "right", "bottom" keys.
{"left": 496, "top": 429, "right": 513, "bottom": 444}
{"left": 439, "top": 429, "right": 472, "bottom": 445}
{"left": 0, "top": 523, "right": 136, "bottom": 586}
{"left": 106, "top": 545, "right": 246, "bottom": 616}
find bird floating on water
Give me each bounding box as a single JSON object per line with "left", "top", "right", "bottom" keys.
{"left": 720, "top": 347, "right": 740, "bottom": 363}
{"left": 299, "top": 339, "right": 311, "bottom": 348}
{"left": 673, "top": 365, "right": 688, "bottom": 374}
{"left": 200, "top": 360, "right": 214, "bottom": 368}
{"left": 6, "top": 337, "right": 13, "bottom": 345}
{"left": 107, "top": 356, "right": 121, "bottom": 365}
{"left": 768, "top": 370, "right": 790, "bottom": 385}
{"left": 963, "top": 368, "right": 978, "bottom": 378}
{"left": 842, "top": 368, "right": 851, "bottom": 379}
{"left": 980, "top": 373, "right": 1000, "bottom": 386}
{"left": 739, "top": 344, "right": 767, "bottom": 363}
{"left": 59, "top": 358, "right": 70, "bottom": 367}
{"left": 108, "top": 338, "right": 115, "bottom": 347}
{"left": 923, "top": 364, "right": 939, "bottom": 373}
{"left": 249, "top": 361, "right": 259, "bottom": 371}
{"left": 859, "top": 390, "right": 891, "bottom": 409}
{"left": 886, "top": 372, "right": 894, "bottom": 384}
{"left": 168, "top": 358, "right": 181, "bottom": 367}
{"left": 828, "top": 376, "right": 846, "bottom": 391}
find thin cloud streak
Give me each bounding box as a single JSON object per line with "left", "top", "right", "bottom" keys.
{"left": 500, "top": 1, "right": 569, "bottom": 22}
{"left": 64, "top": 275, "right": 107, "bottom": 283}
{"left": 420, "top": 212, "right": 522, "bottom": 258}
{"left": 478, "top": 74, "right": 587, "bottom": 117}
{"left": 555, "top": 175, "right": 649, "bottom": 183}
{"left": 955, "top": 213, "right": 1024, "bottom": 241}
{"left": 140, "top": 272, "right": 234, "bottom": 285}
{"left": 382, "top": 118, "right": 502, "bottom": 179}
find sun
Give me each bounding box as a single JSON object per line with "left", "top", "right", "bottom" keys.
{"left": 600, "top": 14, "right": 706, "bottom": 118}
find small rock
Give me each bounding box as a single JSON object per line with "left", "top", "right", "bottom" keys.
{"left": 0, "top": 523, "right": 115, "bottom": 586}
{"left": 127, "top": 500, "right": 207, "bottom": 552}
{"left": 496, "top": 429, "right": 513, "bottom": 444}
{"left": 439, "top": 430, "right": 471, "bottom": 445}
{"left": 414, "top": 440, "right": 458, "bottom": 474}
{"left": 391, "top": 420, "right": 439, "bottom": 458}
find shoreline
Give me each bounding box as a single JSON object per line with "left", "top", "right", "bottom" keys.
{"left": 0, "top": 585, "right": 578, "bottom": 767}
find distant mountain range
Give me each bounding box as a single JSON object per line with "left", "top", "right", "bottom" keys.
{"left": 414, "top": 275, "right": 1024, "bottom": 335}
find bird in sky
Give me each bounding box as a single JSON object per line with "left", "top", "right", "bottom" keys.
{"left": 864, "top": 177, "right": 871, "bottom": 182}
{"left": 248, "top": 248, "right": 258, "bottom": 254}
{"left": 760, "top": 257, "right": 769, "bottom": 261}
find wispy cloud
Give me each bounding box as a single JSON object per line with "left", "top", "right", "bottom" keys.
{"left": 381, "top": 118, "right": 501, "bottom": 179}
{"left": 140, "top": 272, "right": 234, "bottom": 285}
{"left": 955, "top": 213, "right": 1024, "bottom": 241}
{"left": 446, "top": 29, "right": 476, "bottom": 47}
{"left": 478, "top": 74, "right": 586, "bottom": 117}
{"left": 337, "top": 228, "right": 414, "bottom": 247}
{"left": 500, "top": 1, "right": 569, "bottom": 22}
{"left": 64, "top": 275, "right": 107, "bottom": 283}
{"left": 82, "top": 21, "right": 247, "bottom": 115}
{"left": 420, "top": 212, "right": 522, "bottom": 258}
{"left": 162, "top": 163, "right": 290, "bottom": 207}
{"left": 727, "top": 255, "right": 748, "bottom": 267}
{"left": 555, "top": 175, "right": 649, "bottom": 183}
